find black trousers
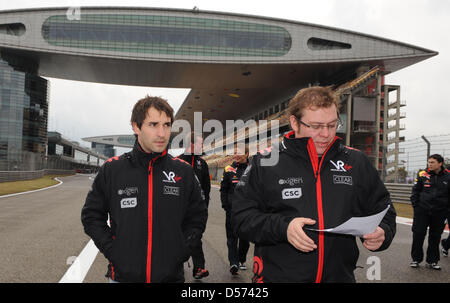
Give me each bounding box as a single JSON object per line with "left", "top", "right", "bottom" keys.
{"left": 411, "top": 206, "right": 447, "bottom": 263}
{"left": 190, "top": 236, "right": 205, "bottom": 269}
{"left": 225, "top": 210, "right": 250, "bottom": 266}
{"left": 191, "top": 200, "right": 209, "bottom": 270}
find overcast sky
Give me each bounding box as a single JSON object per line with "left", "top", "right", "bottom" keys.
{"left": 2, "top": 0, "right": 449, "bottom": 155}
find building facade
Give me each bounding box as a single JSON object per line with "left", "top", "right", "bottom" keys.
{"left": 47, "top": 131, "right": 107, "bottom": 172}
{"left": 0, "top": 55, "right": 48, "bottom": 171}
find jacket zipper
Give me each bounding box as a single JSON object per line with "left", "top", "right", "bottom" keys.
{"left": 146, "top": 159, "right": 154, "bottom": 283}
{"left": 144, "top": 149, "right": 168, "bottom": 283}
{"left": 307, "top": 137, "right": 337, "bottom": 283}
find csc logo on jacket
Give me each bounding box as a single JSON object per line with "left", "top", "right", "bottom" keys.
{"left": 120, "top": 197, "right": 137, "bottom": 208}
{"left": 282, "top": 188, "right": 302, "bottom": 199}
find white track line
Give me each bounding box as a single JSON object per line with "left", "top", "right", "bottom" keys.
{"left": 59, "top": 240, "right": 99, "bottom": 283}
{"left": 396, "top": 216, "right": 413, "bottom": 226}
{"left": 0, "top": 177, "right": 63, "bottom": 199}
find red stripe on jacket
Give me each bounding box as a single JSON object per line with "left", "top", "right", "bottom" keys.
{"left": 306, "top": 137, "right": 338, "bottom": 283}
{"left": 145, "top": 149, "right": 167, "bottom": 283}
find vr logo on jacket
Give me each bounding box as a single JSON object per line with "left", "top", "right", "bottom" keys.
{"left": 163, "top": 171, "right": 182, "bottom": 183}
{"left": 282, "top": 188, "right": 302, "bottom": 199}
{"left": 118, "top": 187, "right": 138, "bottom": 196}
{"left": 120, "top": 197, "right": 137, "bottom": 208}
{"left": 330, "top": 160, "right": 352, "bottom": 172}
{"left": 330, "top": 160, "right": 347, "bottom": 172}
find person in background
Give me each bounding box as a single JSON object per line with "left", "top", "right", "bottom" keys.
{"left": 176, "top": 131, "right": 211, "bottom": 279}
{"left": 220, "top": 144, "right": 250, "bottom": 276}
{"left": 410, "top": 154, "right": 449, "bottom": 270}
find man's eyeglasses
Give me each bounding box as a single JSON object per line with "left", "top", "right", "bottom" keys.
{"left": 297, "top": 118, "right": 343, "bottom": 131}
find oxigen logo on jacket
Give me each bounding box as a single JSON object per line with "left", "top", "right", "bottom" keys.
{"left": 118, "top": 187, "right": 138, "bottom": 196}
{"left": 278, "top": 177, "right": 303, "bottom": 186}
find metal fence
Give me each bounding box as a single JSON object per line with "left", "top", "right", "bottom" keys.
{"left": 385, "top": 183, "right": 413, "bottom": 204}
{"left": 0, "top": 169, "right": 74, "bottom": 182}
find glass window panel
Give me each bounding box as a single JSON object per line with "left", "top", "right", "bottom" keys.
{"left": 42, "top": 14, "right": 291, "bottom": 57}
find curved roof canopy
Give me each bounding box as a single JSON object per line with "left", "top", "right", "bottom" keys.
{"left": 0, "top": 6, "right": 437, "bottom": 126}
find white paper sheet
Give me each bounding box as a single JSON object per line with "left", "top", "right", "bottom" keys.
{"left": 306, "top": 205, "right": 390, "bottom": 237}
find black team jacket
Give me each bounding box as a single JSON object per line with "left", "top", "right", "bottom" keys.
{"left": 81, "top": 142, "right": 207, "bottom": 283}
{"left": 176, "top": 154, "right": 211, "bottom": 206}
{"left": 411, "top": 167, "right": 449, "bottom": 211}
{"left": 232, "top": 131, "right": 396, "bottom": 283}
{"left": 220, "top": 161, "right": 248, "bottom": 211}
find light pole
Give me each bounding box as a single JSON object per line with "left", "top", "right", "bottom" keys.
{"left": 421, "top": 135, "right": 430, "bottom": 167}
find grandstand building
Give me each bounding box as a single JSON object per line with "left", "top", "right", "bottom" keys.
{"left": 82, "top": 134, "right": 135, "bottom": 158}
{"left": 47, "top": 131, "right": 107, "bottom": 171}
{"left": 0, "top": 7, "right": 437, "bottom": 180}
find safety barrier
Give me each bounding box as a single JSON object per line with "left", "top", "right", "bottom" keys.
{"left": 385, "top": 183, "right": 413, "bottom": 204}
{"left": 0, "top": 169, "right": 74, "bottom": 182}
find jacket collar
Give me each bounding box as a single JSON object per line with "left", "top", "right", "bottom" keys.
{"left": 131, "top": 139, "right": 168, "bottom": 167}
{"left": 178, "top": 153, "right": 202, "bottom": 167}
{"left": 427, "top": 167, "right": 447, "bottom": 176}
{"left": 281, "top": 131, "right": 343, "bottom": 162}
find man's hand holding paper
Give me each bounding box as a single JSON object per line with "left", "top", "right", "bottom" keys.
{"left": 362, "top": 226, "right": 385, "bottom": 251}
{"left": 304, "top": 205, "right": 391, "bottom": 251}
